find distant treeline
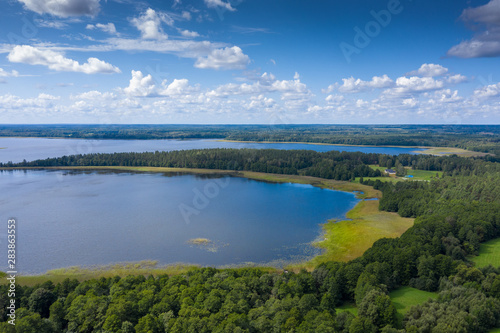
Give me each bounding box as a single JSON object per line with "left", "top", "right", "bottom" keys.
{"left": 1, "top": 124, "right": 499, "bottom": 155}
{"left": 1, "top": 151, "right": 500, "bottom": 332}
{"left": 4, "top": 148, "right": 500, "bottom": 180}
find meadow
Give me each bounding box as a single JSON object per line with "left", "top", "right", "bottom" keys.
{"left": 471, "top": 237, "right": 500, "bottom": 268}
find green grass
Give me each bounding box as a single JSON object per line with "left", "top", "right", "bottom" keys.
{"left": 336, "top": 287, "right": 437, "bottom": 322}
{"left": 337, "top": 303, "right": 358, "bottom": 316}
{"left": 489, "top": 328, "right": 500, "bottom": 333}
{"left": 417, "top": 147, "right": 488, "bottom": 157}
{"left": 471, "top": 238, "right": 500, "bottom": 268}
{"left": 390, "top": 286, "right": 437, "bottom": 314}
{"left": 405, "top": 169, "right": 442, "bottom": 181}
{"left": 307, "top": 200, "right": 414, "bottom": 265}
{"left": 354, "top": 166, "right": 443, "bottom": 183}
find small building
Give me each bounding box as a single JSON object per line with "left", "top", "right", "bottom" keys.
{"left": 385, "top": 169, "right": 396, "bottom": 175}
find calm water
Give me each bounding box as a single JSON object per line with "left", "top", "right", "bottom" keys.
{"left": 0, "top": 137, "right": 426, "bottom": 163}
{"left": 0, "top": 170, "right": 359, "bottom": 274}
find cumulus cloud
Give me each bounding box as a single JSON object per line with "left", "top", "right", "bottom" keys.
{"left": 474, "top": 82, "right": 500, "bottom": 98}
{"left": 123, "top": 70, "right": 157, "bottom": 97}
{"left": 447, "top": 0, "right": 500, "bottom": 58}
{"left": 123, "top": 70, "right": 197, "bottom": 97}
{"left": 86, "top": 23, "right": 117, "bottom": 35}
{"left": 8, "top": 45, "right": 120, "bottom": 74}
{"left": 384, "top": 76, "right": 444, "bottom": 96}
{"left": 328, "top": 75, "right": 393, "bottom": 93}
{"left": 17, "top": 0, "right": 100, "bottom": 17}
{"left": 204, "top": 0, "right": 236, "bottom": 12}
{"left": 179, "top": 29, "right": 200, "bottom": 38}
{"left": 407, "top": 64, "right": 448, "bottom": 77}
{"left": 205, "top": 72, "right": 313, "bottom": 113}
{"left": 195, "top": 46, "right": 249, "bottom": 70}
{"left": 131, "top": 8, "right": 173, "bottom": 40}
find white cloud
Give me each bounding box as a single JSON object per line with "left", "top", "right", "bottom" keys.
{"left": 17, "top": 0, "right": 100, "bottom": 17}
{"left": 123, "top": 70, "right": 157, "bottom": 97}
{"left": 35, "top": 19, "right": 68, "bottom": 29}
{"left": 428, "top": 89, "right": 463, "bottom": 104}
{"left": 182, "top": 11, "right": 192, "bottom": 20}
{"left": 325, "top": 94, "right": 344, "bottom": 104}
{"left": 123, "top": 70, "right": 197, "bottom": 97}
{"left": 179, "top": 29, "right": 200, "bottom": 38}
{"left": 474, "top": 82, "right": 500, "bottom": 98}
{"left": 72, "top": 90, "right": 116, "bottom": 100}
{"left": 131, "top": 8, "right": 172, "bottom": 40}
{"left": 447, "top": 0, "right": 500, "bottom": 58}
{"left": 407, "top": 64, "right": 448, "bottom": 77}
{"left": 195, "top": 46, "right": 249, "bottom": 70}
{"left": 86, "top": 23, "right": 117, "bottom": 35}
{"left": 446, "top": 74, "right": 467, "bottom": 84}
{"left": 335, "top": 75, "right": 393, "bottom": 93}
{"left": 0, "top": 68, "right": 19, "bottom": 77}
{"left": 8, "top": 45, "right": 120, "bottom": 74}
{"left": 384, "top": 76, "right": 445, "bottom": 96}
{"left": 204, "top": 0, "right": 236, "bottom": 12}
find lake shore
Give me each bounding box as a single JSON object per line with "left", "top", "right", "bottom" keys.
{"left": 1, "top": 166, "right": 412, "bottom": 283}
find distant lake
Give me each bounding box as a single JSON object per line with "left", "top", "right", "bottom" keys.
{"left": 0, "top": 137, "right": 426, "bottom": 163}
{"left": 0, "top": 170, "right": 359, "bottom": 274}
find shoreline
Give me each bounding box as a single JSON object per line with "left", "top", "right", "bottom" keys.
{"left": 1, "top": 166, "right": 411, "bottom": 283}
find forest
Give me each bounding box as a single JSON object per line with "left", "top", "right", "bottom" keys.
{"left": 3, "top": 148, "right": 499, "bottom": 180}
{"left": 1, "top": 147, "right": 500, "bottom": 332}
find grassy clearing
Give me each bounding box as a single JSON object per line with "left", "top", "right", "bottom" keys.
{"left": 337, "top": 303, "right": 358, "bottom": 316}
{"left": 336, "top": 287, "right": 436, "bottom": 320}
{"left": 390, "top": 286, "right": 437, "bottom": 314}
{"left": 416, "top": 147, "right": 488, "bottom": 157}
{"left": 305, "top": 200, "right": 414, "bottom": 266}
{"left": 489, "top": 328, "right": 500, "bottom": 332}
{"left": 405, "top": 169, "right": 442, "bottom": 181}
{"left": 352, "top": 166, "right": 443, "bottom": 183}
{"left": 471, "top": 238, "right": 500, "bottom": 268}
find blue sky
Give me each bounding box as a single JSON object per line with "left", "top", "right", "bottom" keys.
{"left": 0, "top": 0, "right": 499, "bottom": 124}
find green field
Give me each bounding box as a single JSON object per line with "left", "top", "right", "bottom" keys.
{"left": 471, "top": 238, "right": 500, "bottom": 268}
{"left": 389, "top": 286, "right": 437, "bottom": 314}
{"left": 337, "top": 303, "right": 358, "bottom": 316}
{"left": 353, "top": 166, "right": 443, "bottom": 183}
{"left": 337, "top": 286, "right": 437, "bottom": 319}
{"left": 405, "top": 169, "right": 442, "bottom": 181}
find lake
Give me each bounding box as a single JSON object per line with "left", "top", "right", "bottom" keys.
{"left": 0, "top": 137, "right": 426, "bottom": 163}
{"left": 0, "top": 169, "right": 359, "bottom": 274}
